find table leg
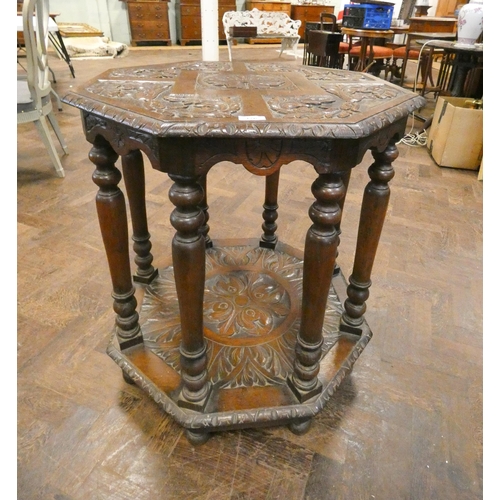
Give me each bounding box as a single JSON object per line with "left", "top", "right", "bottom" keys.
{"left": 168, "top": 175, "right": 211, "bottom": 412}
{"left": 89, "top": 138, "right": 142, "bottom": 352}
{"left": 419, "top": 47, "right": 435, "bottom": 96}
{"left": 198, "top": 175, "right": 213, "bottom": 249}
{"left": 334, "top": 170, "right": 351, "bottom": 276}
{"left": 287, "top": 173, "right": 345, "bottom": 404}
{"left": 353, "top": 39, "right": 369, "bottom": 71}
{"left": 260, "top": 169, "right": 280, "bottom": 249}
{"left": 341, "top": 141, "right": 397, "bottom": 333}
{"left": 122, "top": 150, "right": 158, "bottom": 284}
{"left": 449, "top": 53, "right": 477, "bottom": 97}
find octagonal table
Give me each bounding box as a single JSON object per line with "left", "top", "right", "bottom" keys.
{"left": 63, "top": 61, "right": 425, "bottom": 444}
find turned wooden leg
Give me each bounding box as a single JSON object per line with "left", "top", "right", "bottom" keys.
{"left": 334, "top": 169, "right": 352, "bottom": 276}
{"left": 260, "top": 169, "right": 280, "bottom": 249}
{"left": 198, "top": 175, "right": 213, "bottom": 249}
{"left": 341, "top": 141, "right": 397, "bottom": 334}
{"left": 169, "top": 175, "right": 211, "bottom": 411}
{"left": 184, "top": 428, "right": 211, "bottom": 445}
{"left": 89, "top": 137, "right": 142, "bottom": 351}
{"left": 121, "top": 150, "right": 158, "bottom": 284}
{"left": 288, "top": 173, "right": 345, "bottom": 403}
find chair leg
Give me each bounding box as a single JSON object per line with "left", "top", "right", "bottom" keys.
{"left": 51, "top": 88, "right": 63, "bottom": 111}
{"left": 46, "top": 110, "right": 69, "bottom": 154}
{"left": 399, "top": 56, "right": 409, "bottom": 86}
{"left": 34, "top": 116, "right": 66, "bottom": 178}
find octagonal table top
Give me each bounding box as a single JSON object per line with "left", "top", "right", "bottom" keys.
{"left": 62, "top": 61, "right": 426, "bottom": 140}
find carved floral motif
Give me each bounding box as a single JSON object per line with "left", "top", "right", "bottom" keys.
{"left": 245, "top": 139, "right": 283, "bottom": 169}
{"left": 85, "top": 80, "right": 242, "bottom": 118}
{"left": 204, "top": 271, "right": 290, "bottom": 340}
{"left": 109, "top": 67, "right": 180, "bottom": 79}
{"left": 85, "top": 81, "right": 174, "bottom": 107}
{"left": 197, "top": 73, "right": 296, "bottom": 91}
{"left": 140, "top": 245, "right": 343, "bottom": 389}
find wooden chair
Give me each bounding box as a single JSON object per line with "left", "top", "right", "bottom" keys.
{"left": 17, "top": 0, "right": 68, "bottom": 177}
{"left": 349, "top": 41, "right": 394, "bottom": 78}
{"left": 319, "top": 12, "right": 350, "bottom": 67}
{"left": 391, "top": 32, "right": 456, "bottom": 91}
{"left": 304, "top": 30, "right": 343, "bottom": 69}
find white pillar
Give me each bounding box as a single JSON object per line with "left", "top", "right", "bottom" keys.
{"left": 201, "top": 0, "right": 219, "bottom": 61}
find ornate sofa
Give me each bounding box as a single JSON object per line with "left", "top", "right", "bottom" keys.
{"left": 222, "top": 9, "right": 302, "bottom": 61}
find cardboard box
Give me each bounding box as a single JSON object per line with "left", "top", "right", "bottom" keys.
{"left": 427, "top": 97, "right": 483, "bottom": 170}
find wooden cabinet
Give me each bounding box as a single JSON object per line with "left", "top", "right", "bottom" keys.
{"left": 408, "top": 16, "right": 457, "bottom": 33}
{"left": 178, "top": 0, "right": 236, "bottom": 46}
{"left": 435, "top": 0, "right": 464, "bottom": 17}
{"left": 291, "top": 4, "right": 335, "bottom": 41}
{"left": 125, "top": 0, "right": 171, "bottom": 46}
{"left": 246, "top": 0, "right": 291, "bottom": 14}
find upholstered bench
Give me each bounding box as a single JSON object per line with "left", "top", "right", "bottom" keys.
{"left": 222, "top": 9, "right": 301, "bottom": 61}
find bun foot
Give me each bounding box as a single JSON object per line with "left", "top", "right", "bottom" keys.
{"left": 185, "top": 429, "right": 211, "bottom": 445}
{"left": 288, "top": 418, "right": 312, "bottom": 435}
{"left": 122, "top": 371, "right": 135, "bottom": 385}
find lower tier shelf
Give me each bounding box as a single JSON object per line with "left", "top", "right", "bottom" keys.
{"left": 107, "top": 240, "right": 372, "bottom": 434}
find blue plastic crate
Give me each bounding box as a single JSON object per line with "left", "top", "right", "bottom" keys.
{"left": 342, "top": 2, "right": 394, "bottom": 30}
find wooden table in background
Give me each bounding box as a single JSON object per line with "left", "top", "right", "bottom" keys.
{"left": 341, "top": 27, "right": 394, "bottom": 71}
{"left": 418, "top": 39, "right": 483, "bottom": 98}
{"left": 62, "top": 61, "right": 425, "bottom": 444}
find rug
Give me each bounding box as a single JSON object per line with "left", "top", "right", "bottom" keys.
{"left": 62, "top": 36, "right": 129, "bottom": 59}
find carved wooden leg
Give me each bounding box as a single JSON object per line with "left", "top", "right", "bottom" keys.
{"left": 288, "top": 418, "right": 312, "bottom": 435}
{"left": 287, "top": 173, "right": 345, "bottom": 403}
{"left": 89, "top": 137, "right": 142, "bottom": 352}
{"left": 121, "top": 150, "right": 158, "bottom": 284}
{"left": 198, "top": 175, "right": 213, "bottom": 249}
{"left": 260, "top": 169, "right": 280, "bottom": 249}
{"left": 184, "top": 428, "right": 211, "bottom": 446}
{"left": 341, "top": 141, "right": 397, "bottom": 334}
{"left": 169, "top": 175, "right": 211, "bottom": 411}
{"left": 334, "top": 169, "right": 352, "bottom": 276}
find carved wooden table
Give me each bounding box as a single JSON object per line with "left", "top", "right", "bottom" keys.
{"left": 63, "top": 61, "right": 425, "bottom": 444}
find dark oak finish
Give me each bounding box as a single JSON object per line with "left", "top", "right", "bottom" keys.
{"left": 17, "top": 46, "right": 484, "bottom": 499}
{"left": 62, "top": 61, "right": 424, "bottom": 443}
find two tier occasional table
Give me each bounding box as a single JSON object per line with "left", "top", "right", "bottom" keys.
{"left": 63, "top": 61, "right": 425, "bottom": 444}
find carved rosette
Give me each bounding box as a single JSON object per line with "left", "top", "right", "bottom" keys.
{"left": 140, "top": 245, "right": 343, "bottom": 389}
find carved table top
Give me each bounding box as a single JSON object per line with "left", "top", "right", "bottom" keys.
{"left": 62, "top": 61, "right": 425, "bottom": 141}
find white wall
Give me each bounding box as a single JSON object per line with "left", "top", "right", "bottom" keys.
{"left": 47, "top": 0, "right": 440, "bottom": 46}
{"left": 49, "top": 0, "right": 131, "bottom": 43}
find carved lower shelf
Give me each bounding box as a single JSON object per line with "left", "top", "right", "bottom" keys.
{"left": 106, "top": 240, "right": 372, "bottom": 435}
